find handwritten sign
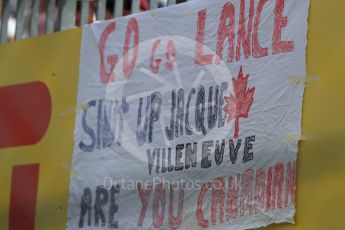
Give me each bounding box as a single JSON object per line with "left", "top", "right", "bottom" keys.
{"left": 68, "top": 0, "right": 310, "bottom": 229}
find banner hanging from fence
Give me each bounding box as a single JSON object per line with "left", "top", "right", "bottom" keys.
{"left": 68, "top": 0, "right": 310, "bottom": 229}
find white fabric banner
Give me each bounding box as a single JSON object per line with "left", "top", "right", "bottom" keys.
{"left": 68, "top": 0, "right": 310, "bottom": 229}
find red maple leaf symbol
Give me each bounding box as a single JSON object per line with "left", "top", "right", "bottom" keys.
{"left": 223, "top": 66, "right": 255, "bottom": 139}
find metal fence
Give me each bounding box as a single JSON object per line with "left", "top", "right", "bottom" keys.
{"left": 0, "top": 0, "right": 185, "bottom": 44}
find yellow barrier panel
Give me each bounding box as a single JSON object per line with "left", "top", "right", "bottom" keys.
{"left": 0, "top": 0, "right": 344, "bottom": 229}
{"left": 0, "top": 29, "right": 81, "bottom": 230}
